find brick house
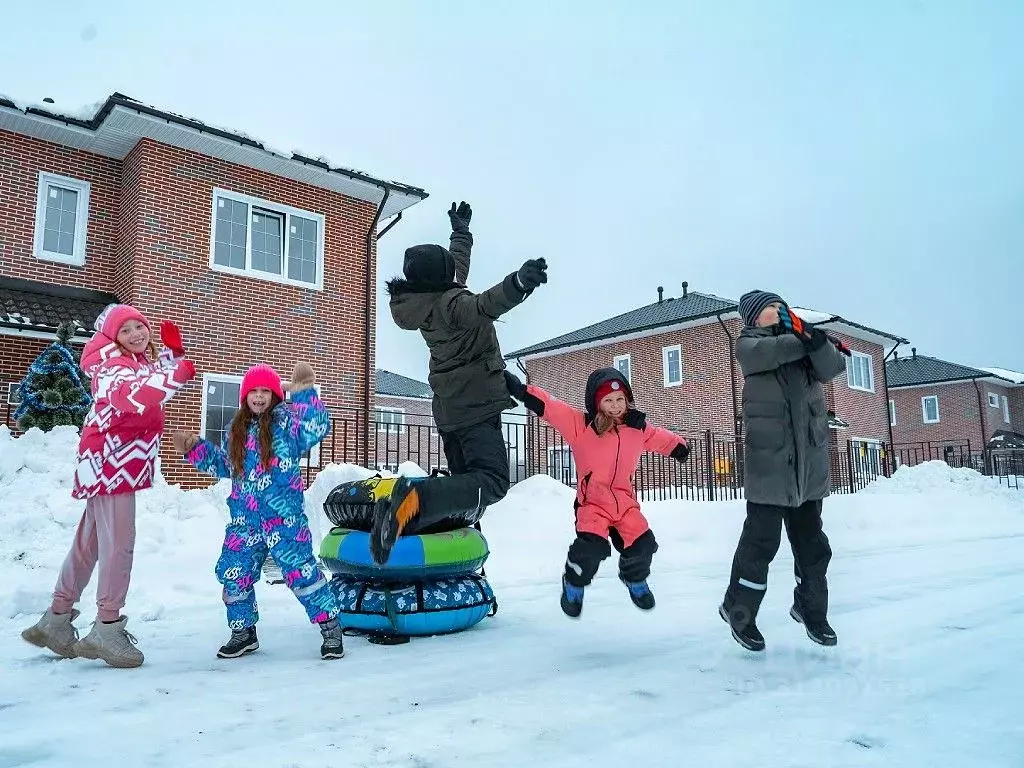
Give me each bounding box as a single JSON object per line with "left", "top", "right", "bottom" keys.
{"left": 0, "top": 91, "right": 427, "bottom": 487}
{"left": 885, "top": 349, "right": 1024, "bottom": 457}
{"left": 372, "top": 369, "right": 446, "bottom": 473}
{"left": 504, "top": 283, "right": 907, "bottom": 487}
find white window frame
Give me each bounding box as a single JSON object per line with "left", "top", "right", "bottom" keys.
{"left": 547, "top": 444, "right": 577, "bottom": 485}
{"left": 845, "top": 351, "right": 875, "bottom": 393}
{"left": 7, "top": 382, "right": 22, "bottom": 405}
{"left": 988, "top": 392, "right": 1000, "bottom": 408}
{"left": 888, "top": 399, "right": 896, "bottom": 427}
{"left": 922, "top": 395, "right": 940, "bottom": 424}
{"left": 33, "top": 172, "right": 91, "bottom": 266}
{"left": 375, "top": 406, "right": 406, "bottom": 434}
{"left": 209, "top": 188, "right": 325, "bottom": 291}
{"left": 1002, "top": 395, "right": 1011, "bottom": 424}
{"left": 199, "top": 373, "right": 244, "bottom": 447}
{"left": 662, "top": 344, "right": 683, "bottom": 387}
{"left": 613, "top": 354, "right": 632, "bottom": 384}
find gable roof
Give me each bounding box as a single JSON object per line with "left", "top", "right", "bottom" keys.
{"left": 504, "top": 289, "right": 906, "bottom": 359}
{"left": 0, "top": 91, "right": 427, "bottom": 219}
{"left": 375, "top": 369, "right": 432, "bottom": 399}
{"left": 0, "top": 276, "right": 115, "bottom": 339}
{"left": 885, "top": 353, "right": 1017, "bottom": 387}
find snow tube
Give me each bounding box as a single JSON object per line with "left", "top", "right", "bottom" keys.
{"left": 331, "top": 573, "right": 496, "bottom": 637}
{"left": 319, "top": 526, "right": 489, "bottom": 583}
{"left": 322, "top": 473, "right": 481, "bottom": 534}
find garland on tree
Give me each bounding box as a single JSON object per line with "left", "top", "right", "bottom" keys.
{"left": 14, "top": 320, "right": 93, "bottom": 432}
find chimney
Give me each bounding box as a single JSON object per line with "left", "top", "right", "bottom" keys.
{"left": 912, "top": 347, "right": 917, "bottom": 359}
{"left": 681, "top": 281, "right": 689, "bottom": 298}
{"left": 893, "top": 350, "right": 899, "bottom": 361}
{"left": 657, "top": 286, "right": 664, "bottom": 303}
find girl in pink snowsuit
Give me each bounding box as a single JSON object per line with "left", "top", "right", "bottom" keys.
{"left": 505, "top": 367, "right": 690, "bottom": 617}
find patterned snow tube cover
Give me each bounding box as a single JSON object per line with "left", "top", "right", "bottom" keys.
{"left": 330, "top": 573, "right": 496, "bottom": 637}
{"left": 319, "top": 526, "right": 489, "bottom": 583}
{"left": 322, "top": 474, "right": 482, "bottom": 534}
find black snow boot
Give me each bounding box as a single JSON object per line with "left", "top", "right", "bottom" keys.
{"left": 623, "top": 579, "right": 656, "bottom": 610}
{"left": 560, "top": 577, "right": 584, "bottom": 618}
{"left": 790, "top": 604, "right": 837, "bottom": 646}
{"left": 319, "top": 618, "right": 345, "bottom": 660}
{"left": 217, "top": 626, "right": 259, "bottom": 659}
{"left": 719, "top": 603, "right": 765, "bottom": 652}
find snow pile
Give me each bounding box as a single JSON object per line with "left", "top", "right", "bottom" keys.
{"left": 863, "top": 459, "right": 1018, "bottom": 499}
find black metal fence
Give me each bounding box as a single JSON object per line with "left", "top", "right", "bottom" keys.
{"left": 5, "top": 403, "right": 1022, "bottom": 495}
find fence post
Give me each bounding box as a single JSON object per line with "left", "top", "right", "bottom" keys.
{"left": 846, "top": 439, "right": 856, "bottom": 494}
{"left": 704, "top": 429, "right": 715, "bottom": 502}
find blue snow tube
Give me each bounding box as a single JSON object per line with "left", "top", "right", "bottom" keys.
{"left": 330, "top": 573, "right": 496, "bottom": 637}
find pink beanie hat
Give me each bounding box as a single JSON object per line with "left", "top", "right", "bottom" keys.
{"left": 94, "top": 303, "right": 150, "bottom": 339}
{"left": 240, "top": 364, "right": 284, "bottom": 404}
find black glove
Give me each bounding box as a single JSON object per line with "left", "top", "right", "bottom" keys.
{"left": 448, "top": 201, "right": 472, "bottom": 233}
{"left": 670, "top": 441, "right": 691, "bottom": 463}
{"left": 623, "top": 408, "right": 647, "bottom": 430}
{"left": 514, "top": 258, "right": 548, "bottom": 292}
{"left": 504, "top": 370, "right": 544, "bottom": 415}
{"left": 802, "top": 327, "right": 829, "bottom": 351}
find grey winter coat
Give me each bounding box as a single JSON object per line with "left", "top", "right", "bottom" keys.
{"left": 737, "top": 326, "right": 847, "bottom": 507}
{"left": 387, "top": 231, "right": 530, "bottom": 432}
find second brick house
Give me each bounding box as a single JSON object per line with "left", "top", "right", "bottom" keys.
{"left": 0, "top": 91, "right": 427, "bottom": 487}
{"left": 504, "top": 283, "right": 908, "bottom": 489}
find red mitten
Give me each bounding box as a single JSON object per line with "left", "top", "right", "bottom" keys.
{"left": 160, "top": 320, "right": 185, "bottom": 356}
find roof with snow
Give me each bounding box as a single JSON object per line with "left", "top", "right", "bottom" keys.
{"left": 0, "top": 91, "right": 427, "bottom": 219}
{"left": 981, "top": 367, "right": 1024, "bottom": 385}
{"left": 885, "top": 353, "right": 1017, "bottom": 388}
{"left": 0, "top": 277, "right": 115, "bottom": 337}
{"left": 375, "top": 369, "right": 431, "bottom": 399}
{"left": 504, "top": 288, "right": 907, "bottom": 359}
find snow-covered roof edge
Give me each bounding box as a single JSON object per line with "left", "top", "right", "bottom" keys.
{"left": 981, "top": 367, "right": 1024, "bottom": 385}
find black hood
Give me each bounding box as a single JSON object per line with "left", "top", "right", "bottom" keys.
{"left": 403, "top": 243, "right": 455, "bottom": 285}
{"left": 584, "top": 367, "right": 634, "bottom": 417}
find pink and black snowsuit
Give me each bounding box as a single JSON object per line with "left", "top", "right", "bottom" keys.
{"left": 526, "top": 368, "right": 690, "bottom": 588}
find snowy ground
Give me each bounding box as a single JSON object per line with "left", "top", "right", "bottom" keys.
{"left": 1, "top": 426, "right": 1023, "bottom": 767}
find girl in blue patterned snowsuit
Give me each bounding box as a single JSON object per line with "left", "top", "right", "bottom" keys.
{"left": 173, "top": 362, "right": 344, "bottom": 660}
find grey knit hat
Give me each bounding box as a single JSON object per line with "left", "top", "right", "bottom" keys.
{"left": 739, "top": 290, "right": 786, "bottom": 328}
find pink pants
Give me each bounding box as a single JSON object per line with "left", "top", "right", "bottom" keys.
{"left": 51, "top": 494, "right": 137, "bottom": 623}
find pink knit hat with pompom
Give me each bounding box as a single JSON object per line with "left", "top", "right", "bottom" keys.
{"left": 240, "top": 364, "right": 283, "bottom": 404}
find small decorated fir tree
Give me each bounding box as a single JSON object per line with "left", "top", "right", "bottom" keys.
{"left": 14, "top": 320, "right": 92, "bottom": 432}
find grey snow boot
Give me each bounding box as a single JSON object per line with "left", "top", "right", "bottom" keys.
{"left": 73, "top": 615, "right": 144, "bottom": 668}
{"left": 319, "top": 618, "right": 345, "bottom": 660}
{"left": 21, "top": 608, "right": 81, "bottom": 658}
{"left": 217, "top": 626, "right": 259, "bottom": 659}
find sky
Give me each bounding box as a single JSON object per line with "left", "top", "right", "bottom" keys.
{"left": 2, "top": 1, "right": 1022, "bottom": 382}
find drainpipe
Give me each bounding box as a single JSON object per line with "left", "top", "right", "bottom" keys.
{"left": 716, "top": 313, "right": 739, "bottom": 436}
{"left": 972, "top": 378, "right": 986, "bottom": 453}
{"left": 881, "top": 341, "right": 903, "bottom": 473}
{"left": 364, "top": 187, "right": 391, "bottom": 467}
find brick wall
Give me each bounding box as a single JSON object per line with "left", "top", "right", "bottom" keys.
{"left": 826, "top": 331, "right": 890, "bottom": 444}
{"left": 0, "top": 130, "right": 121, "bottom": 291}
{"left": 890, "top": 379, "right": 1021, "bottom": 448}
{"left": 371, "top": 395, "right": 445, "bottom": 472}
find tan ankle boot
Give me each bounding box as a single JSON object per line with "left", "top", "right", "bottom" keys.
{"left": 73, "top": 616, "right": 144, "bottom": 668}
{"left": 21, "top": 609, "right": 81, "bottom": 658}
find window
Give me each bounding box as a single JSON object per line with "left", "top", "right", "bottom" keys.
{"left": 845, "top": 351, "right": 874, "bottom": 392}
{"left": 375, "top": 407, "right": 405, "bottom": 434}
{"left": 547, "top": 445, "right": 577, "bottom": 485}
{"left": 662, "top": 345, "right": 683, "bottom": 387}
{"left": 210, "top": 188, "right": 324, "bottom": 289}
{"left": 200, "top": 374, "right": 243, "bottom": 447}
{"left": 613, "top": 354, "right": 631, "bottom": 384}
{"left": 988, "top": 392, "right": 1000, "bottom": 408}
{"left": 33, "top": 172, "right": 91, "bottom": 266}
{"left": 922, "top": 395, "right": 940, "bottom": 424}
{"left": 1003, "top": 395, "right": 1011, "bottom": 424}
{"left": 7, "top": 382, "right": 22, "bottom": 405}
{"left": 888, "top": 399, "right": 896, "bottom": 426}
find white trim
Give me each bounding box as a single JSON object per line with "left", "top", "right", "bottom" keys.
{"left": 33, "top": 172, "right": 91, "bottom": 266}
{"left": 208, "top": 187, "right": 325, "bottom": 291}
{"left": 374, "top": 406, "right": 406, "bottom": 434}
{"left": 613, "top": 354, "right": 632, "bottom": 384}
{"left": 374, "top": 393, "right": 431, "bottom": 403}
{"left": 0, "top": 326, "right": 92, "bottom": 343}
{"left": 846, "top": 350, "right": 875, "bottom": 393}
{"left": 1002, "top": 395, "right": 1011, "bottom": 424}
{"left": 662, "top": 344, "right": 683, "bottom": 387}
{"left": 888, "top": 377, "right": 1020, "bottom": 390}
{"left": 199, "top": 373, "right": 244, "bottom": 442}
{"left": 7, "top": 381, "right": 22, "bottom": 405}
{"left": 988, "top": 392, "right": 1000, "bottom": 408}
{"left": 888, "top": 399, "right": 896, "bottom": 427}
{"left": 921, "top": 395, "right": 940, "bottom": 424}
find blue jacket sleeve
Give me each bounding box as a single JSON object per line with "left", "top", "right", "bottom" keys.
{"left": 286, "top": 387, "right": 331, "bottom": 455}
{"left": 185, "top": 436, "right": 233, "bottom": 479}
